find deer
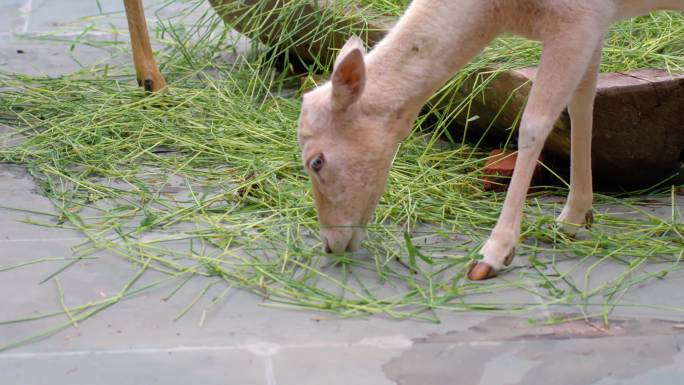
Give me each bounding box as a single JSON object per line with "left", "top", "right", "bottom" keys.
{"left": 123, "top": 0, "right": 166, "bottom": 93}
{"left": 120, "top": 0, "right": 683, "bottom": 280}
{"left": 297, "top": 0, "right": 684, "bottom": 280}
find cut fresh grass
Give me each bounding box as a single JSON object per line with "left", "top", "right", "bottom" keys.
{"left": 0, "top": 0, "right": 683, "bottom": 351}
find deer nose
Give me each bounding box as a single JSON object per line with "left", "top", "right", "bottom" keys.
{"left": 321, "top": 227, "right": 365, "bottom": 253}
{"left": 322, "top": 236, "right": 351, "bottom": 254}
{"left": 321, "top": 228, "right": 353, "bottom": 253}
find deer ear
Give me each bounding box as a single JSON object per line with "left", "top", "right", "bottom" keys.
{"left": 334, "top": 36, "right": 366, "bottom": 68}
{"left": 331, "top": 36, "right": 366, "bottom": 111}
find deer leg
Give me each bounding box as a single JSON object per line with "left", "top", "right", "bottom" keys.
{"left": 556, "top": 49, "right": 602, "bottom": 235}
{"left": 123, "top": 0, "right": 166, "bottom": 92}
{"left": 468, "top": 26, "right": 605, "bottom": 280}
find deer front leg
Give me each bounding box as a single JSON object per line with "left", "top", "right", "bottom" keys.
{"left": 556, "top": 49, "right": 601, "bottom": 235}
{"left": 468, "top": 28, "right": 604, "bottom": 280}
{"left": 123, "top": 0, "right": 166, "bottom": 92}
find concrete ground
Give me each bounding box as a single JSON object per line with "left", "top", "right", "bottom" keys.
{"left": 1, "top": 1, "right": 683, "bottom": 384}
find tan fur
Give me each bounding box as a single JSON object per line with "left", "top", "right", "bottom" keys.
{"left": 298, "top": 0, "right": 684, "bottom": 268}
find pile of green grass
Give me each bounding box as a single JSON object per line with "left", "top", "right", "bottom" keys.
{"left": 0, "top": 0, "right": 683, "bottom": 351}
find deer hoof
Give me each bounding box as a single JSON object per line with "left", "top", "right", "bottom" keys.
{"left": 467, "top": 260, "right": 497, "bottom": 281}
{"left": 143, "top": 78, "right": 154, "bottom": 93}
{"left": 503, "top": 248, "right": 515, "bottom": 266}
{"left": 584, "top": 210, "right": 594, "bottom": 229}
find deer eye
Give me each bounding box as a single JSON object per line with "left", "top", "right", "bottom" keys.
{"left": 310, "top": 153, "right": 325, "bottom": 172}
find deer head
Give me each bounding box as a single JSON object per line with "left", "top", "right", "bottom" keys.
{"left": 298, "top": 36, "right": 414, "bottom": 253}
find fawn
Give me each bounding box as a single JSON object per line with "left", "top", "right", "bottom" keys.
{"left": 298, "top": 0, "right": 684, "bottom": 280}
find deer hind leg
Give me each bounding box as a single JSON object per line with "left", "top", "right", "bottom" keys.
{"left": 556, "top": 48, "right": 602, "bottom": 235}
{"left": 468, "top": 26, "right": 605, "bottom": 280}
{"left": 123, "top": 0, "right": 166, "bottom": 92}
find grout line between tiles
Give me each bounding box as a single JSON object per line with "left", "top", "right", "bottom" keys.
{"left": 19, "top": 0, "right": 33, "bottom": 34}
{"left": 0, "top": 337, "right": 413, "bottom": 359}
{"left": 0, "top": 237, "right": 84, "bottom": 243}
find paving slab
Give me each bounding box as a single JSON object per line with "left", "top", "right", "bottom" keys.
{"left": 0, "top": 165, "right": 86, "bottom": 241}
{"left": 0, "top": 348, "right": 267, "bottom": 385}
{"left": 273, "top": 346, "right": 401, "bottom": 385}
{"left": 383, "top": 317, "right": 684, "bottom": 385}
{"left": 25, "top": 0, "right": 181, "bottom": 33}
{"left": 0, "top": 237, "right": 507, "bottom": 352}
{"left": 536, "top": 256, "right": 684, "bottom": 321}
{"left": 0, "top": 0, "right": 29, "bottom": 34}
{"left": 2, "top": 165, "right": 682, "bottom": 384}
{"left": 0, "top": 37, "right": 128, "bottom": 76}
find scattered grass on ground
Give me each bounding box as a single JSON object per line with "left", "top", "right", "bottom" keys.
{"left": 0, "top": 0, "right": 682, "bottom": 351}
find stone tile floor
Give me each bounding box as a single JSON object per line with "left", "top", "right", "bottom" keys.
{"left": 1, "top": 1, "right": 683, "bottom": 384}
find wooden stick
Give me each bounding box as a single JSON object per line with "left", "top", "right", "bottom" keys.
{"left": 123, "top": 0, "right": 166, "bottom": 92}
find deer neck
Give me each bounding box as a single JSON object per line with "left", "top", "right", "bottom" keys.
{"left": 362, "top": 33, "right": 454, "bottom": 121}
{"left": 360, "top": 2, "right": 496, "bottom": 127}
